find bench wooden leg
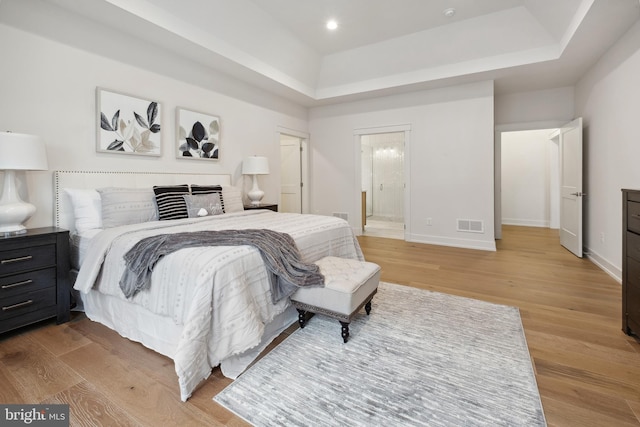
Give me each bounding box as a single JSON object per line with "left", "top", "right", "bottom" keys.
{"left": 340, "top": 321, "right": 350, "bottom": 343}
{"left": 297, "top": 309, "right": 307, "bottom": 328}
{"left": 365, "top": 299, "right": 373, "bottom": 315}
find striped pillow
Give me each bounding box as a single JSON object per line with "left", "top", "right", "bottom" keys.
{"left": 190, "top": 185, "right": 225, "bottom": 213}
{"left": 153, "top": 185, "right": 190, "bottom": 220}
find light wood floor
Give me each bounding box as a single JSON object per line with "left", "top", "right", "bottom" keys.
{"left": 1, "top": 225, "right": 639, "bottom": 426}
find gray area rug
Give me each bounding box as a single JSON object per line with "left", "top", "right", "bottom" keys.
{"left": 214, "top": 282, "right": 546, "bottom": 426}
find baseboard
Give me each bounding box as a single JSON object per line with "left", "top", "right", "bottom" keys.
{"left": 501, "top": 219, "right": 550, "bottom": 228}
{"left": 407, "top": 233, "right": 496, "bottom": 252}
{"left": 584, "top": 247, "right": 621, "bottom": 284}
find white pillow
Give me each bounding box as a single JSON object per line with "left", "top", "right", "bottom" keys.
{"left": 222, "top": 185, "right": 244, "bottom": 213}
{"left": 64, "top": 188, "right": 103, "bottom": 233}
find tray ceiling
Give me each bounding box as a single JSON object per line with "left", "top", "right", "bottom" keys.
{"left": 2, "top": 0, "right": 639, "bottom": 105}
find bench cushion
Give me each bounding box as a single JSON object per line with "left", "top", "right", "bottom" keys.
{"left": 291, "top": 256, "right": 380, "bottom": 316}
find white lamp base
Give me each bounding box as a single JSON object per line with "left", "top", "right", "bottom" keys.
{"left": 0, "top": 170, "right": 35, "bottom": 234}
{"left": 247, "top": 174, "right": 265, "bottom": 206}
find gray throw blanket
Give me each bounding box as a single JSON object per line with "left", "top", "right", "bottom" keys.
{"left": 119, "top": 229, "right": 324, "bottom": 303}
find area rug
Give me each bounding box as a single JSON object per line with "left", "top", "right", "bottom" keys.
{"left": 214, "top": 282, "right": 546, "bottom": 426}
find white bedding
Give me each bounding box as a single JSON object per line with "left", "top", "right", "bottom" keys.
{"left": 74, "top": 209, "right": 363, "bottom": 400}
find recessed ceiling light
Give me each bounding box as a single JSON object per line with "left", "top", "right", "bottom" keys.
{"left": 443, "top": 8, "right": 456, "bottom": 18}
{"left": 326, "top": 19, "right": 338, "bottom": 30}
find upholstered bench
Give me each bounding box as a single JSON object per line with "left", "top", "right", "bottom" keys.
{"left": 290, "top": 256, "right": 381, "bottom": 343}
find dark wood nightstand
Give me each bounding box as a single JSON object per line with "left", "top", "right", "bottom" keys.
{"left": 243, "top": 203, "right": 278, "bottom": 212}
{"left": 0, "top": 227, "right": 70, "bottom": 334}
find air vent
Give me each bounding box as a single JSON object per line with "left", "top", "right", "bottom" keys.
{"left": 457, "top": 219, "right": 484, "bottom": 233}
{"left": 333, "top": 212, "right": 349, "bottom": 221}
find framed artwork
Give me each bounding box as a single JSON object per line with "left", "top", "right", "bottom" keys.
{"left": 176, "top": 108, "right": 220, "bottom": 160}
{"left": 96, "top": 88, "right": 162, "bottom": 156}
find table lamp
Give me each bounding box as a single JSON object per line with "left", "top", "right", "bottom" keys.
{"left": 0, "top": 132, "right": 48, "bottom": 234}
{"left": 242, "top": 156, "right": 270, "bottom": 206}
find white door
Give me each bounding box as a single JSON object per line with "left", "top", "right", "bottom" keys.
{"left": 559, "top": 117, "right": 584, "bottom": 257}
{"left": 280, "top": 135, "right": 302, "bottom": 213}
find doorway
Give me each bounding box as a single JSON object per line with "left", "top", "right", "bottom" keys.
{"left": 360, "top": 132, "right": 405, "bottom": 239}
{"left": 495, "top": 119, "right": 584, "bottom": 257}
{"left": 500, "top": 129, "right": 560, "bottom": 230}
{"left": 279, "top": 129, "right": 309, "bottom": 214}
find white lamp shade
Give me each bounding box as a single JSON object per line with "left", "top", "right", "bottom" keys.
{"left": 242, "top": 156, "right": 269, "bottom": 175}
{"left": 0, "top": 132, "right": 47, "bottom": 233}
{"left": 0, "top": 132, "right": 48, "bottom": 170}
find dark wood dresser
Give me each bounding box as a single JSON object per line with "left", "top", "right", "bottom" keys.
{"left": 623, "top": 189, "right": 640, "bottom": 336}
{"left": 0, "top": 227, "right": 70, "bottom": 334}
{"left": 243, "top": 203, "right": 278, "bottom": 212}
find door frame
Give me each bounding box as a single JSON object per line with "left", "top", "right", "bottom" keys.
{"left": 494, "top": 120, "right": 565, "bottom": 240}
{"left": 277, "top": 126, "right": 309, "bottom": 213}
{"left": 354, "top": 124, "right": 411, "bottom": 238}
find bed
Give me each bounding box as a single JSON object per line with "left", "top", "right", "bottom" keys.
{"left": 54, "top": 170, "right": 364, "bottom": 401}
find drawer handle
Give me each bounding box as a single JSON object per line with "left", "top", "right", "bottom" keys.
{"left": 633, "top": 214, "right": 640, "bottom": 219}
{"left": 2, "top": 300, "right": 33, "bottom": 311}
{"left": 1, "top": 279, "right": 33, "bottom": 289}
{"left": 1, "top": 255, "right": 33, "bottom": 265}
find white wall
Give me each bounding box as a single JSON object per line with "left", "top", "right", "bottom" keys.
{"left": 495, "top": 86, "right": 575, "bottom": 126}
{"left": 501, "top": 129, "right": 558, "bottom": 228}
{"left": 309, "top": 81, "right": 496, "bottom": 251}
{"left": 575, "top": 20, "right": 640, "bottom": 281}
{"left": 0, "top": 23, "right": 308, "bottom": 229}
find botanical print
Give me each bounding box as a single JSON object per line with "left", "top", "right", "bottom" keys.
{"left": 97, "top": 88, "right": 162, "bottom": 156}
{"left": 177, "top": 108, "right": 220, "bottom": 160}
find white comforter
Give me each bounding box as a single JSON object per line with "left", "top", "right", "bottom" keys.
{"left": 74, "top": 210, "right": 363, "bottom": 400}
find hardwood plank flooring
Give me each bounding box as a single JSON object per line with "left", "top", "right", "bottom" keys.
{"left": 0, "top": 225, "right": 638, "bottom": 426}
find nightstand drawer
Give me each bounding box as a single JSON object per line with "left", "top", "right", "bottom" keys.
{"left": 628, "top": 231, "right": 640, "bottom": 262}
{"left": 628, "top": 201, "right": 640, "bottom": 234}
{"left": 0, "top": 267, "right": 56, "bottom": 299}
{"left": 0, "top": 287, "right": 56, "bottom": 322}
{"left": 627, "top": 257, "right": 640, "bottom": 287}
{"left": 0, "top": 244, "right": 56, "bottom": 276}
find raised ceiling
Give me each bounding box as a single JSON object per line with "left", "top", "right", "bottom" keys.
{"left": 248, "top": 0, "right": 537, "bottom": 55}
{"left": 4, "top": 0, "right": 640, "bottom": 105}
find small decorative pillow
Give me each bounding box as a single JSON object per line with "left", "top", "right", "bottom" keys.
{"left": 64, "top": 188, "right": 103, "bottom": 233}
{"left": 97, "top": 187, "right": 158, "bottom": 228}
{"left": 190, "top": 185, "right": 225, "bottom": 213}
{"left": 182, "top": 193, "right": 224, "bottom": 218}
{"left": 153, "top": 185, "right": 190, "bottom": 220}
{"left": 221, "top": 186, "right": 244, "bottom": 213}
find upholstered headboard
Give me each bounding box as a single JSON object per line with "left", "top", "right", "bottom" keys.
{"left": 54, "top": 170, "right": 232, "bottom": 233}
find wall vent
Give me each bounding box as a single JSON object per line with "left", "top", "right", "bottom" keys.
{"left": 333, "top": 212, "right": 349, "bottom": 221}
{"left": 457, "top": 219, "right": 484, "bottom": 233}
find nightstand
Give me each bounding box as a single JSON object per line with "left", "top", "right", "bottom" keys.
{"left": 244, "top": 203, "right": 278, "bottom": 212}
{"left": 0, "top": 227, "right": 70, "bottom": 334}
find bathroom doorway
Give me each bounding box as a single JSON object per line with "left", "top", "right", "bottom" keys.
{"left": 361, "top": 132, "right": 405, "bottom": 239}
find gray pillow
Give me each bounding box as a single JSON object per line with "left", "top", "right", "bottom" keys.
{"left": 182, "top": 193, "right": 224, "bottom": 218}
{"left": 97, "top": 187, "right": 158, "bottom": 228}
